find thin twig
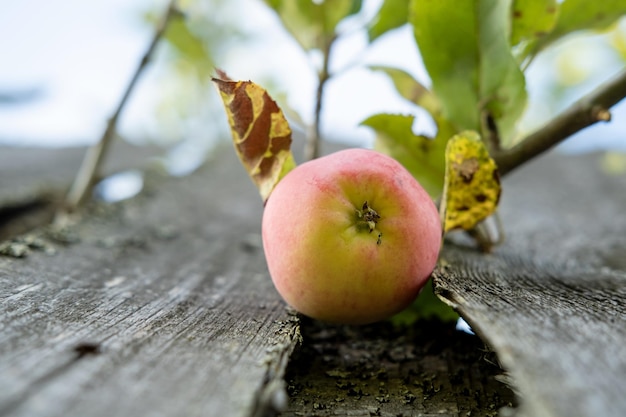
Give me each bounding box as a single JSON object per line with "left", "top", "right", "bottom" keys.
{"left": 304, "top": 36, "right": 336, "bottom": 162}
{"left": 62, "top": 0, "right": 178, "bottom": 213}
{"left": 481, "top": 110, "right": 501, "bottom": 154}
{"left": 494, "top": 67, "right": 626, "bottom": 176}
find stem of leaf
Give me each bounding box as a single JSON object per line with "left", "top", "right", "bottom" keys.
{"left": 494, "top": 67, "right": 626, "bottom": 176}
{"left": 61, "top": 0, "right": 178, "bottom": 215}
{"left": 305, "top": 36, "right": 336, "bottom": 161}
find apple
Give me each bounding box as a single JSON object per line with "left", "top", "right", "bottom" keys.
{"left": 262, "top": 148, "right": 442, "bottom": 324}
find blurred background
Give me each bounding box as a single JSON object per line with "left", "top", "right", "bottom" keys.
{"left": 1, "top": 0, "right": 625, "bottom": 177}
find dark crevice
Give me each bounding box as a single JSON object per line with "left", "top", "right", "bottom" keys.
{"left": 0, "top": 343, "right": 102, "bottom": 416}
{"left": 0, "top": 196, "right": 58, "bottom": 242}
{"left": 278, "top": 317, "right": 517, "bottom": 416}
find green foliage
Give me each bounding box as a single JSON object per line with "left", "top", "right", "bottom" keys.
{"left": 367, "top": 0, "right": 410, "bottom": 41}
{"left": 365, "top": 67, "right": 453, "bottom": 198}
{"left": 165, "top": 13, "right": 213, "bottom": 69}
{"left": 361, "top": 114, "right": 447, "bottom": 197}
{"left": 141, "top": 0, "right": 249, "bottom": 151}
{"left": 362, "top": 0, "right": 626, "bottom": 195}
{"left": 390, "top": 280, "right": 459, "bottom": 327}
{"left": 261, "top": 0, "right": 626, "bottom": 162}
{"left": 368, "top": 66, "right": 439, "bottom": 115}
{"left": 533, "top": 0, "right": 626, "bottom": 54}
{"left": 263, "top": 0, "right": 362, "bottom": 51}
{"left": 510, "top": 0, "right": 559, "bottom": 62}
{"left": 410, "top": 0, "right": 527, "bottom": 144}
{"left": 510, "top": 0, "right": 559, "bottom": 47}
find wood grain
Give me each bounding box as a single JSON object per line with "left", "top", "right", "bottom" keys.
{"left": 0, "top": 142, "right": 160, "bottom": 240}
{"left": 435, "top": 151, "right": 626, "bottom": 417}
{"left": 2, "top": 144, "right": 625, "bottom": 417}
{"left": 0, "top": 144, "right": 300, "bottom": 417}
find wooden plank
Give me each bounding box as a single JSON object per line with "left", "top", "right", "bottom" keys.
{"left": 434, "top": 151, "right": 626, "bottom": 417}
{"left": 0, "top": 142, "right": 159, "bottom": 240}
{"left": 0, "top": 144, "right": 300, "bottom": 417}
{"left": 2, "top": 141, "right": 625, "bottom": 417}
{"left": 0, "top": 142, "right": 158, "bottom": 205}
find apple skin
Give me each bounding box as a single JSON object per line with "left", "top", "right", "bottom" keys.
{"left": 262, "top": 148, "right": 442, "bottom": 324}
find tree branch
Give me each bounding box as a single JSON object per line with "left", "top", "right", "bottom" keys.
{"left": 62, "top": 0, "right": 178, "bottom": 213}
{"left": 494, "top": 67, "right": 626, "bottom": 176}
{"left": 304, "top": 36, "right": 335, "bottom": 161}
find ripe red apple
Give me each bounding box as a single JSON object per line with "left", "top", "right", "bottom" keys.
{"left": 262, "top": 148, "right": 442, "bottom": 324}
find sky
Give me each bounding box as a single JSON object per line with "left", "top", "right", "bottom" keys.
{"left": 0, "top": 0, "right": 153, "bottom": 146}
{"left": 0, "top": 0, "right": 625, "bottom": 155}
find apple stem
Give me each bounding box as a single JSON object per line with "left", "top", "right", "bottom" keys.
{"left": 356, "top": 201, "right": 381, "bottom": 238}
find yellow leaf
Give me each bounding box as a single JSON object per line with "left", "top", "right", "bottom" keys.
{"left": 440, "top": 131, "right": 501, "bottom": 233}
{"left": 212, "top": 71, "right": 296, "bottom": 202}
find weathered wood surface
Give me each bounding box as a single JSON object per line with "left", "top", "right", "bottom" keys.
{"left": 0, "top": 142, "right": 159, "bottom": 204}
{"left": 0, "top": 144, "right": 300, "bottom": 417}
{"left": 1, "top": 143, "right": 625, "bottom": 417}
{"left": 435, "top": 151, "right": 626, "bottom": 417}
{"left": 0, "top": 142, "right": 159, "bottom": 240}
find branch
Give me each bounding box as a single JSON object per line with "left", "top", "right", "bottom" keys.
{"left": 304, "top": 36, "right": 336, "bottom": 161}
{"left": 62, "top": 0, "right": 178, "bottom": 213}
{"left": 494, "top": 67, "right": 626, "bottom": 176}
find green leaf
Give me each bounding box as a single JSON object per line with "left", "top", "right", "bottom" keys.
{"left": 389, "top": 280, "right": 459, "bottom": 327}
{"left": 510, "top": 0, "right": 559, "bottom": 46}
{"left": 368, "top": 0, "right": 410, "bottom": 41}
{"left": 264, "top": 0, "right": 362, "bottom": 50}
{"left": 361, "top": 113, "right": 450, "bottom": 197}
{"left": 534, "top": 0, "right": 626, "bottom": 52}
{"left": 410, "top": 0, "right": 527, "bottom": 145}
{"left": 368, "top": 65, "right": 440, "bottom": 115}
{"left": 165, "top": 13, "right": 212, "bottom": 68}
